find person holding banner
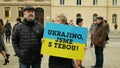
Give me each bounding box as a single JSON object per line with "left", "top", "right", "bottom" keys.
{"left": 92, "top": 17, "right": 106, "bottom": 68}
{"left": 74, "top": 18, "right": 85, "bottom": 68}
{"left": 48, "top": 14, "right": 74, "bottom": 68}
{"left": 12, "top": 6, "right": 44, "bottom": 68}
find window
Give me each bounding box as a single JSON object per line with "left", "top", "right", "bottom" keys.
{"left": 35, "top": 0, "right": 42, "bottom": 1}
{"left": 93, "top": 14, "right": 98, "bottom": 21}
{"left": 76, "top": 13, "right": 81, "bottom": 18}
{"left": 77, "top": 0, "right": 81, "bottom": 5}
{"left": 112, "top": 14, "right": 117, "bottom": 23}
{"left": 60, "top": 0, "right": 64, "bottom": 5}
{"left": 93, "top": 0, "right": 98, "bottom": 5}
{"left": 18, "top": 7, "right": 24, "bottom": 17}
{"left": 17, "top": 0, "right": 23, "bottom": 1}
{"left": 4, "top": 0, "right": 10, "bottom": 2}
{"left": 112, "top": 0, "right": 117, "bottom": 6}
{"left": 5, "top": 7, "right": 10, "bottom": 17}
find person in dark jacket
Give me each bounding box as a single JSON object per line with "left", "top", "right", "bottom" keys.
{"left": 12, "top": 18, "right": 22, "bottom": 32}
{"left": 12, "top": 18, "right": 22, "bottom": 56}
{"left": 92, "top": 17, "right": 107, "bottom": 68}
{"left": 114, "top": 23, "right": 118, "bottom": 33}
{"left": 104, "top": 20, "right": 110, "bottom": 47}
{"left": 48, "top": 14, "right": 74, "bottom": 68}
{"left": 114, "top": 23, "right": 118, "bottom": 30}
{"left": 0, "top": 19, "right": 10, "bottom": 65}
{"left": 12, "top": 6, "right": 44, "bottom": 68}
{"left": 5, "top": 20, "right": 12, "bottom": 43}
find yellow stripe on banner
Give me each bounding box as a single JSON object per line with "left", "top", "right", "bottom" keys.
{"left": 41, "top": 38, "right": 85, "bottom": 60}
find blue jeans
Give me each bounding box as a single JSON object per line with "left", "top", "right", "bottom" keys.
{"left": 19, "top": 62, "right": 41, "bottom": 68}
{"left": 95, "top": 46, "right": 104, "bottom": 67}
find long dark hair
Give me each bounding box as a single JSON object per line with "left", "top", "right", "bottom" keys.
{"left": 0, "top": 18, "right": 4, "bottom": 26}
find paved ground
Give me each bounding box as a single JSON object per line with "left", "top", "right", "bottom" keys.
{"left": 0, "top": 31, "right": 120, "bottom": 68}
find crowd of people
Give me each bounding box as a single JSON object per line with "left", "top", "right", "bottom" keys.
{"left": 0, "top": 6, "right": 113, "bottom": 68}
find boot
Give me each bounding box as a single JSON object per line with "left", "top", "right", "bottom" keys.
{"left": 6, "top": 54, "right": 10, "bottom": 59}
{"left": 3, "top": 59, "right": 9, "bottom": 65}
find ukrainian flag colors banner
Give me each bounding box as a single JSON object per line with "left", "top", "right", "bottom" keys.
{"left": 41, "top": 22, "right": 88, "bottom": 60}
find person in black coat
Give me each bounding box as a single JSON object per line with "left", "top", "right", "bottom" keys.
{"left": 12, "top": 18, "right": 22, "bottom": 56}
{"left": 12, "top": 6, "right": 44, "bottom": 68}
{"left": 12, "top": 18, "right": 22, "bottom": 32}
{"left": 5, "top": 20, "right": 12, "bottom": 43}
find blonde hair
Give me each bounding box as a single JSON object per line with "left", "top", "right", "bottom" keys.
{"left": 56, "top": 14, "right": 67, "bottom": 24}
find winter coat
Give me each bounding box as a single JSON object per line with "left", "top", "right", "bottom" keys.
{"left": 5, "top": 23, "right": 12, "bottom": 36}
{"left": 0, "top": 26, "right": 7, "bottom": 52}
{"left": 12, "top": 19, "right": 44, "bottom": 64}
{"left": 93, "top": 22, "right": 106, "bottom": 47}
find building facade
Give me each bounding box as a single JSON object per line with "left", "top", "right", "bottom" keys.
{"left": 51, "top": 0, "right": 120, "bottom": 30}
{"left": 0, "top": 0, "right": 51, "bottom": 26}
{"left": 0, "top": 0, "right": 120, "bottom": 30}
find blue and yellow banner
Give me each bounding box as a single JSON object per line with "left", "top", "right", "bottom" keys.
{"left": 41, "top": 22, "right": 88, "bottom": 60}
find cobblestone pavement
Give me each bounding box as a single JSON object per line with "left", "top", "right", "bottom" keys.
{"left": 0, "top": 34, "right": 120, "bottom": 68}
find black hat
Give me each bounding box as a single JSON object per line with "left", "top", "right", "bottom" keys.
{"left": 96, "top": 16, "right": 104, "bottom": 20}
{"left": 16, "top": 18, "right": 21, "bottom": 22}
{"left": 23, "top": 6, "right": 35, "bottom": 11}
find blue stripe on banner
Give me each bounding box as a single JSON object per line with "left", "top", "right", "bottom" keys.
{"left": 43, "top": 22, "right": 88, "bottom": 44}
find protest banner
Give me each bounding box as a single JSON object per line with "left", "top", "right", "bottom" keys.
{"left": 41, "top": 22, "right": 88, "bottom": 60}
